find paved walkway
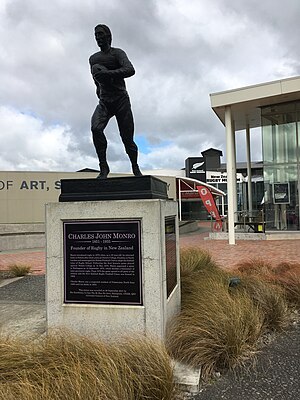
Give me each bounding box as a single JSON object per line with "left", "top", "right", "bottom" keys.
{"left": 180, "top": 230, "right": 300, "bottom": 269}
{"left": 1, "top": 226, "right": 300, "bottom": 274}
{"left": 0, "top": 248, "right": 45, "bottom": 275}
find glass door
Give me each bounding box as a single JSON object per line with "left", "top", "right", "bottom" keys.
{"left": 262, "top": 102, "right": 300, "bottom": 231}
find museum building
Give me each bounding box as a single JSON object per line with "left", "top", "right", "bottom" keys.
{"left": 210, "top": 75, "right": 300, "bottom": 244}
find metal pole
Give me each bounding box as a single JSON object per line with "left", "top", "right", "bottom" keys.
{"left": 246, "top": 124, "right": 253, "bottom": 214}
{"left": 178, "top": 178, "right": 182, "bottom": 221}
{"left": 221, "top": 195, "right": 225, "bottom": 217}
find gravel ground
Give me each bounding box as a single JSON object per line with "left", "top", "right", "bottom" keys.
{"left": 0, "top": 275, "right": 45, "bottom": 303}
{"left": 192, "top": 323, "right": 300, "bottom": 400}
{"left": 0, "top": 276, "right": 46, "bottom": 338}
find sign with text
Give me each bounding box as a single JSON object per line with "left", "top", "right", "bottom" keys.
{"left": 273, "top": 183, "right": 290, "bottom": 204}
{"left": 206, "top": 171, "right": 244, "bottom": 184}
{"left": 63, "top": 220, "right": 142, "bottom": 305}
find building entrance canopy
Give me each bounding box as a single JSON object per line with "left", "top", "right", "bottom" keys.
{"left": 210, "top": 76, "right": 300, "bottom": 131}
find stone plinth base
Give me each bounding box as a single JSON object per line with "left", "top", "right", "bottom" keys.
{"left": 46, "top": 199, "right": 180, "bottom": 340}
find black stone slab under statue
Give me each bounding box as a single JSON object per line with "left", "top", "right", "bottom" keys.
{"left": 59, "top": 175, "right": 168, "bottom": 202}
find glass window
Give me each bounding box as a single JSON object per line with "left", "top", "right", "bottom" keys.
{"left": 263, "top": 165, "right": 298, "bottom": 231}
{"left": 262, "top": 102, "right": 300, "bottom": 231}
{"left": 262, "top": 108, "right": 297, "bottom": 164}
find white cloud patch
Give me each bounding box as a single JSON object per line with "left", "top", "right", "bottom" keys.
{"left": 0, "top": 0, "right": 299, "bottom": 172}
{"left": 0, "top": 106, "right": 95, "bottom": 171}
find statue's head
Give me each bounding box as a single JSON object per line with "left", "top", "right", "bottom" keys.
{"left": 94, "top": 24, "right": 112, "bottom": 47}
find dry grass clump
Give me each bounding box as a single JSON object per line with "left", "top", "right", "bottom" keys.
{"left": 230, "top": 275, "right": 290, "bottom": 331}
{"left": 236, "top": 258, "right": 273, "bottom": 277}
{"left": 167, "top": 267, "right": 263, "bottom": 378}
{"left": 167, "top": 248, "right": 294, "bottom": 379}
{"left": 179, "top": 247, "right": 221, "bottom": 305}
{"left": 236, "top": 259, "right": 300, "bottom": 307}
{"left": 0, "top": 331, "right": 175, "bottom": 400}
{"left": 8, "top": 264, "right": 31, "bottom": 277}
{"left": 272, "top": 262, "right": 300, "bottom": 307}
{"left": 180, "top": 247, "right": 218, "bottom": 275}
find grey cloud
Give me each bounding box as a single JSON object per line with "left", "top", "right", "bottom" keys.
{"left": 0, "top": 0, "right": 299, "bottom": 172}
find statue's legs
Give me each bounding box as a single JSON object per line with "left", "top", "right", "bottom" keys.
{"left": 91, "top": 95, "right": 142, "bottom": 178}
{"left": 91, "top": 102, "right": 111, "bottom": 178}
{"left": 115, "top": 95, "right": 142, "bottom": 176}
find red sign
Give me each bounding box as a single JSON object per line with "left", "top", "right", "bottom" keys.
{"left": 197, "top": 185, "right": 222, "bottom": 231}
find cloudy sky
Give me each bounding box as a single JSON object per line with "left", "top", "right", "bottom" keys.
{"left": 0, "top": 0, "right": 299, "bottom": 173}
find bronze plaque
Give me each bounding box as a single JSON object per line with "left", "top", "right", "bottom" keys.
{"left": 63, "top": 220, "right": 142, "bottom": 305}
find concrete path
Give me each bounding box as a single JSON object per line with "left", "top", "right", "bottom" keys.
{"left": 0, "top": 275, "right": 45, "bottom": 338}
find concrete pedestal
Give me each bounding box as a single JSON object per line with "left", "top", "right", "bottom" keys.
{"left": 46, "top": 199, "right": 180, "bottom": 340}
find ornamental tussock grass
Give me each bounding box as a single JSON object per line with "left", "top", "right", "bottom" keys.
{"left": 8, "top": 264, "right": 31, "bottom": 277}
{"left": 229, "top": 275, "right": 290, "bottom": 331}
{"left": 180, "top": 247, "right": 218, "bottom": 276}
{"left": 167, "top": 248, "right": 291, "bottom": 379}
{"left": 268, "top": 261, "right": 300, "bottom": 308}
{"left": 236, "top": 259, "right": 300, "bottom": 308}
{"left": 167, "top": 268, "right": 264, "bottom": 378}
{"left": 236, "top": 258, "right": 273, "bottom": 277}
{"left": 0, "top": 331, "right": 175, "bottom": 400}
{"left": 179, "top": 247, "right": 220, "bottom": 307}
